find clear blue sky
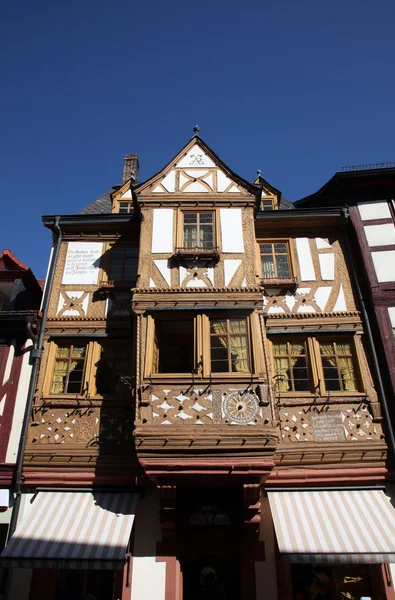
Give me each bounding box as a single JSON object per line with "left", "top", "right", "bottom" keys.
{"left": 1, "top": 0, "right": 394, "bottom": 278}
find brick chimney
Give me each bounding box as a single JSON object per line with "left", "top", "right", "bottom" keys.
{"left": 122, "top": 154, "right": 139, "bottom": 183}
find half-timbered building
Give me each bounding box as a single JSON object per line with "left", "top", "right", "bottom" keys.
{"left": 0, "top": 250, "right": 42, "bottom": 556}
{"left": 2, "top": 137, "right": 395, "bottom": 600}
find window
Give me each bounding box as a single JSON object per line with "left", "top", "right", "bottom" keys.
{"left": 261, "top": 197, "right": 274, "bottom": 210}
{"left": 118, "top": 200, "right": 133, "bottom": 214}
{"left": 260, "top": 243, "right": 291, "bottom": 279}
{"left": 152, "top": 319, "right": 194, "bottom": 374}
{"left": 272, "top": 341, "right": 310, "bottom": 392}
{"left": 96, "top": 344, "right": 131, "bottom": 394}
{"left": 51, "top": 344, "right": 87, "bottom": 394}
{"left": 319, "top": 341, "right": 357, "bottom": 391}
{"left": 108, "top": 247, "right": 138, "bottom": 283}
{"left": 147, "top": 314, "right": 255, "bottom": 376}
{"left": 183, "top": 212, "right": 214, "bottom": 249}
{"left": 271, "top": 336, "right": 360, "bottom": 394}
{"left": 48, "top": 341, "right": 132, "bottom": 397}
{"left": 210, "top": 318, "right": 250, "bottom": 373}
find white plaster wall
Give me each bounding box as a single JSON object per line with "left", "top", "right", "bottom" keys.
{"left": 0, "top": 489, "right": 10, "bottom": 524}
{"left": 388, "top": 307, "right": 395, "bottom": 329}
{"left": 295, "top": 238, "right": 316, "bottom": 281}
{"left": 318, "top": 253, "right": 335, "bottom": 280}
{"left": 153, "top": 260, "right": 172, "bottom": 287}
{"left": 358, "top": 201, "right": 391, "bottom": 221}
{"left": 161, "top": 171, "right": 176, "bottom": 192}
{"left": 152, "top": 209, "right": 173, "bottom": 253}
{"left": 131, "top": 489, "right": 166, "bottom": 600}
{"left": 220, "top": 209, "right": 244, "bottom": 253}
{"left": 40, "top": 246, "right": 53, "bottom": 311}
{"left": 5, "top": 341, "right": 33, "bottom": 463}
{"left": 364, "top": 223, "right": 395, "bottom": 247}
{"left": 371, "top": 250, "right": 395, "bottom": 282}
{"left": 333, "top": 284, "right": 347, "bottom": 311}
{"left": 256, "top": 495, "right": 277, "bottom": 600}
{"left": 224, "top": 259, "right": 242, "bottom": 286}
{"left": 3, "top": 341, "right": 15, "bottom": 386}
{"left": 175, "top": 145, "right": 215, "bottom": 168}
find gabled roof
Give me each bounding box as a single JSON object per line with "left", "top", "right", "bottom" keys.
{"left": 134, "top": 134, "right": 260, "bottom": 199}
{"left": 0, "top": 249, "right": 30, "bottom": 271}
{"left": 296, "top": 166, "right": 395, "bottom": 207}
{"left": 0, "top": 249, "right": 43, "bottom": 308}
{"left": 254, "top": 174, "right": 294, "bottom": 210}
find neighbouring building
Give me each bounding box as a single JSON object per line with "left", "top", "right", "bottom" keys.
{"left": 296, "top": 164, "right": 395, "bottom": 425}
{"left": 2, "top": 138, "right": 395, "bottom": 600}
{"left": 0, "top": 250, "right": 42, "bottom": 554}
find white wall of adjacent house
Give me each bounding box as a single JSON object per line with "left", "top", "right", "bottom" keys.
{"left": 357, "top": 201, "right": 395, "bottom": 283}
{"left": 5, "top": 340, "right": 33, "bottom": 463}
{"left": 388, "top": 307, "right": 395, "bottom": 336}
{"left": 255, "top": 495, "right": 278, "bottom": 600}
{"left": 131, "top": 488, "right": 166, "bottom": 600}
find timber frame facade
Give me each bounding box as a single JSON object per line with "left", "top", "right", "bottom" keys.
{"left": 2, "top": 137, "right": 395, "bottom": 600}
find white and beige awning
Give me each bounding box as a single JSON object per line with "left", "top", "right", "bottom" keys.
{"left": 1, "top": 491, "right": 139, "bottom": 569}
{"left": 268, "top": 489, "right": 395, "bottom": 564}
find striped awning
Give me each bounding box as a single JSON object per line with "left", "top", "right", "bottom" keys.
{"left": 268, "top": 489, "right": 395, "bottom": 564}
{"left": 1, "top": 491, "right": 139, "bottom": 569}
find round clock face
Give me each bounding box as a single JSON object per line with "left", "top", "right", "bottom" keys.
{"left": 223, "top": 391, "right": 259, "bottom": 424}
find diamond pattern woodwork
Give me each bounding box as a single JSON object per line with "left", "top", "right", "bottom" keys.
{"left": 279, "top": 405, "right": 380, "bottom": 442}
{"left": 29, "top": 408, "right": 131, "bottom": 446}
{"left": 143, "top": 386, "right": 268, "bottom": 426}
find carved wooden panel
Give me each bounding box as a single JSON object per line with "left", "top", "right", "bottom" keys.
{"left": 279, "top": 405, "right": 381, "bottom": 442}
{"left": 144, "top": 386, "right": 269, "bottom": 426}
{"left": 29, "top": 408, "right": 131, "bottom": 446}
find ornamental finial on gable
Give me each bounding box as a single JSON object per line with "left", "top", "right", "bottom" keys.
{"left": 193, "top": 124, "right": 200, "bottom": 134}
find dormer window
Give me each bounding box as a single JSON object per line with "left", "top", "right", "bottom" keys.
{"left": 261, "top": 197, "right": 274, "bottom": 210}
{"left": 118, "top": 201, "right": 133, "bottom": 214}
{"left": 183, "top": 212, "right": 214, "bottom": 249}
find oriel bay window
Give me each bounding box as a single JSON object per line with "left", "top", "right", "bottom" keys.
{"left": 147, "top": 313, "right": 259, "bottom": 377}
{"left": 270, "top": 336, "right": 361, "bottom": 394}
{"left": 210, "top": 318, "right": 250, "bottom": 373}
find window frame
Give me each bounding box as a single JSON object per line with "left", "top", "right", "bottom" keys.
{"left": 269, "top": 335, "right": 364, "bottom": 396}
{"left": 260, "top": 195, "right": 276, "bottom": 210}
{"left": 258, "top": 240, "right": 294, "bottom": 281}
{"left": 209, "top": 316, "right": 251, "bottom": 374}
{"left": 144, "top": 312, "right": 262, "bottom": 380}
{"left": 118, "top": 200, "right": 133, "bottom": 214}
{"left": 44, "top": 340, "right": 132, "bottom": 399}
{"left": 176, "top": 209, "right": 219, "bottom": 252}
{"left": 49, "top": 342, "right": 89, "bottom": 396}
{"left": 104, "top": 244, "right": 139, "bottom": 288}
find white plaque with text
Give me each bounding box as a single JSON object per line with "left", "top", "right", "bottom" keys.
{"left": 62, "top": 242, "right": 103, "bottom": 285}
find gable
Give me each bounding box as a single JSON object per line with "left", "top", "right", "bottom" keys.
{"left": 136, "top": 136, "right": 259, "bottom": 200}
